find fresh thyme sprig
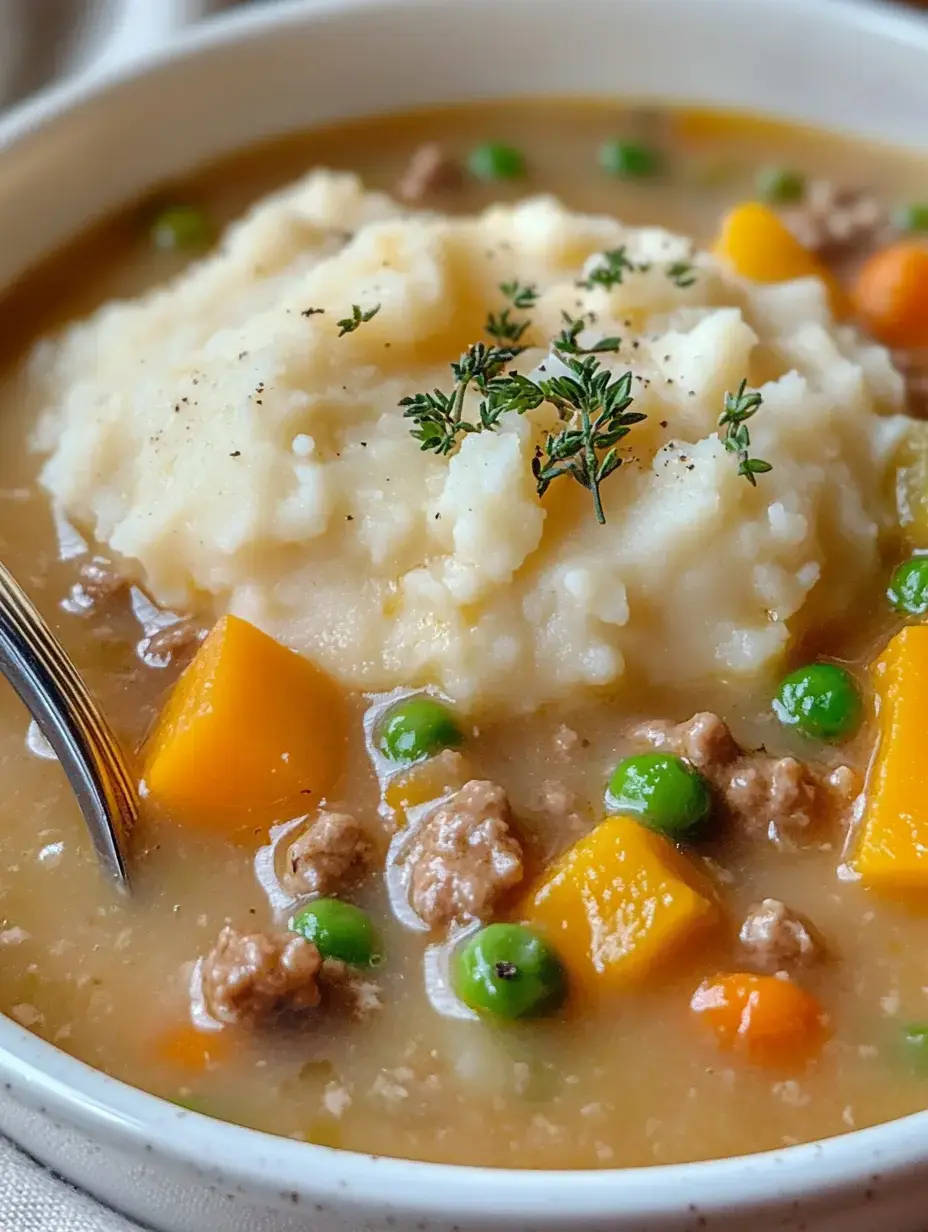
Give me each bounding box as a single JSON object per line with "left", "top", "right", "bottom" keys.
{"left": 718, "top": 379, "right": 772, "bottom": 487}
{"left": 533, "top": 357, "right": 644, "bottom": 525}
{"left": 400, "top": 342, "right": 521, "bottom": 454}
{"left": 553, "top": 313, "right": 621, "bottom": 356}
{"left": 337, "top": 303, "right": 381, "bottom": 337}
{"left": 400, "top": 279, "right": 647, "bottom": 522}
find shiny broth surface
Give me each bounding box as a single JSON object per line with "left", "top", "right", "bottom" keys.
{"left": 0, "top": 101, "right": 926, "bottom": 1169}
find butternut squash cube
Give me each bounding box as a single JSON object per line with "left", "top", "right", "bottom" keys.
{"left": 713, "top": 202, "right": 847, "bottom": 317}
{"left": 144, "top": 615, "right": 346, "bottom": 838}
{"left": 524, "top": 816, "right": 719, "bottom": 994}
{"left": 857, "top": 626, "right": 928, "bottom": 887}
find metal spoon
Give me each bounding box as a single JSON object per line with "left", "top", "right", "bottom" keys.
{"left": 0, "top": 561, "right": 135, "bottom": 889}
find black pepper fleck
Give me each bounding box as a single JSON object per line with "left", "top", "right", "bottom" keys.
{"left": 495, "top": 961, "right": 518, "bottom": 981}
{"left": 301, "top": 307, "right": 324, "bottom": 318}
{"left": 230, "top": 451, "right": 241, "bottom": 458}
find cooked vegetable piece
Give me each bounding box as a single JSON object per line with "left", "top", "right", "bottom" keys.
{"left": 772, "top": 663, "right": 862, "bottom": 742}
{"left": 454, "top": 923, "right": 565, "bottom": 1019}
{"left": 467, "top": 143, "right": 525, "bottom": 181}
{"left": 713, "top": 202, "right": 847, "bottom": 315}
{"left": 888, "top": 557, "right": 928, "bottom": 616}
{"left": 523, "top": 815, "right": 719, "bottom": 994}
{"left": 902, "top": 1023, "right": 928, "bottom": 1072}
{"left": 894, "top": 203, "right": 928, "bottom": 234}
{"left": 599, "top": 140, "right": 661, "bottom": 179}
{"left": 755, "top": 167, "right": 805, "bottom": 204}
{"left": 154, "top": 1022, "right": 232, "bottom": 1071}
{"left": 144, "top": 615, "right": 347, "bottom": 837}
{"left": 895, "top": 425, "right": 928, "bottom": 549}
{"left": 852, "top": 240, "right": 928, "bottom": 348}
{"left": 376, "top": 696, "right": 462, "bottom": 765}
{"left": 690, "top": 973, "right": 826, "bottom": 1063}
{"left": 151, "top": 204, "right": 215, "bottom": 252}
{"left": 383, "top": 750, "right": 469, "bottom": 824}
{"left": 291, "top": 899, "right": 381, "bottom": 967}
{"left": 606, "top": 753, "right": 710, "bottom": 840}
{"left": 856, "top": 626, "right": 928, "bottom": 887}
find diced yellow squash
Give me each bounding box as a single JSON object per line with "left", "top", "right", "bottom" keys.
{"left": 856, "top": 626, "right": 928, "bottom": 887}
{"left": 383, "top": 751, "right": 470, "bottom": 826}
{"left": 893, "top": 423, "right": 928, "bottom": 550}
{"left": 713, "top": 202, "right": 848, "bottom": 317}
{"left": 523, "top": 816, "right": 719, "bottom": 994}
{"left": 144, "top": 615, "right": 347, "bottom": 840}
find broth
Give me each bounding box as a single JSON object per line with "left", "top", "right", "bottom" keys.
{"left": 0, "top": 99, "right": 926, "bottom": 1169}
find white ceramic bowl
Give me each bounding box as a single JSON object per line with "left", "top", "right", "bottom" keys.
{"left": 2, "top": 1, "right": 928, "bottom": 1228}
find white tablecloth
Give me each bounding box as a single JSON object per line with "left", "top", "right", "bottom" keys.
{"left": 0, "top": 1135, "right": 144, "bottom": 1231}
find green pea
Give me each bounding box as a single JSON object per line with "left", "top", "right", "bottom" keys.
{"left": 599, "top": 140, "right": 661, "bottom": 179}
{"left": 376, "top": 695, "right": 462, "bottom": 765}
{"left": 755, "top": 166, "right": 806, "bottom": 205}
{"left": 893, "top": 203, "right": 928, "bottom": 234}
{"left": 290, "top": 899, "right": 381, "bottom": 967}
{"left": 467, "top": 143, "right": 526, "bottom": 181}
{"left": 888, "top": 557, "right": 928, "bottom": 616}
{"left": 902, "top": 1023, "right": 928, "bottom": 1072}
{"left": 150, "top": 204, "right": 215, "bottom": 252}
{"left": 454, "top": 923, "right": 565, "bottom": 1020}
{"left": 772, "top": 663, "right": 863, "bottom": 742}
{"left": 606, "top": 753, "right": 711, "bottom": 840}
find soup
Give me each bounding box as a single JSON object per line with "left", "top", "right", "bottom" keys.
{"left": 1, "top": 99, "right": 928, "bottom": 1171}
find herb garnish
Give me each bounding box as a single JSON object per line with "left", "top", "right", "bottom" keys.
{"left": 666, "top": 261, "right": 697, "bottom": 289}
{"left": 400, "top": 341, "right": 523, "bottom": 454}
{"left": 577, "top": 247, "right": 637, "bottom": 292}
{"left": 400, "top": 277, "right": 648, "bottom": 522}
{"left": 301, "top": 307, "right": 325, "bottom": 318}
{"left": 553, "top": 313, "right": 621, "bottom": 356}
{"left": 532, "top": 358, "right": 643, "bottom": 524}
{"left": 337, "top": 303, "right": 381, "bottom": 336}
{"left": 485, "top": 281, "right": 538, "bottom": 346}
{"left": 718, "top": 380, "right": 772, "bottom": 486}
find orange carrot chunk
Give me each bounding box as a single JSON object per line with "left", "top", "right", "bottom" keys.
{"left": 690, "top": 972, "right": 827, "bottom": 1064}
{"left": 852, "top": 240, "right": 928, "bottom": 349}
{"left": 153, "top": 1021, "right": 232, "bottom": 1071}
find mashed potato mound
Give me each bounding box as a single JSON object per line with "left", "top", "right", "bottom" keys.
{"left": 30, "top": 172, "right": 907, "bottom": 714}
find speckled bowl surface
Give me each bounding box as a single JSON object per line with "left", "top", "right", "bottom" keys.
{"left": 2, "top": 1, "right": 928, "bottom": 1228}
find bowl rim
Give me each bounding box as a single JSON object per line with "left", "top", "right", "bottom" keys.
{"left": 4, "top": 0, "right": 928, "bottom": 1219}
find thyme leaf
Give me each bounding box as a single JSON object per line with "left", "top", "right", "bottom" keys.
{"left": 499, "top": 280, "right": 538, "bottom": 310}
{"left": 666, "top": 261, "right": 697, "bottom": 289}
{"left": 486, "top": 281, "right": 538, "bottom": 346}
{"left": 577, "top": 247, "right": 637, "bottom": 291}
{"left": 553, "top": 313, "right": 621, "bottom": 356}
{"left": 718, "top": 379, "right": 772, "bottom": 487}
{"left": 337, "top": 303, "right": 381, "bottom": 336}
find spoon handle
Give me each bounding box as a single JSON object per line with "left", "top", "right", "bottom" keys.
{"left": 0, "top": 563, "right": 135, "bottom": 889}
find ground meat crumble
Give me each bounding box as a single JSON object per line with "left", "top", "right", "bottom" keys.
{"left": 405, "top": 780, "right": 524, "bottom": 930}
{"left": 781, "top": 181, "right": 892, "bottom": 265}
{"left": 740, "top": 898, "right": 822, "bottom": 969}
{"left": 283, "top": 809, "right": 371, "bottom": 897}
{"left": 200, "top": 925, "right": 322, "bottom": 1026}
{"left": 634, "top": 711, "right": 858, "bottom": 844}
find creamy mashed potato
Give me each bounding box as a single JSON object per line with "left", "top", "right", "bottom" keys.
{"left": 29, "top": 172, "right": 906, "bottom": 714}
